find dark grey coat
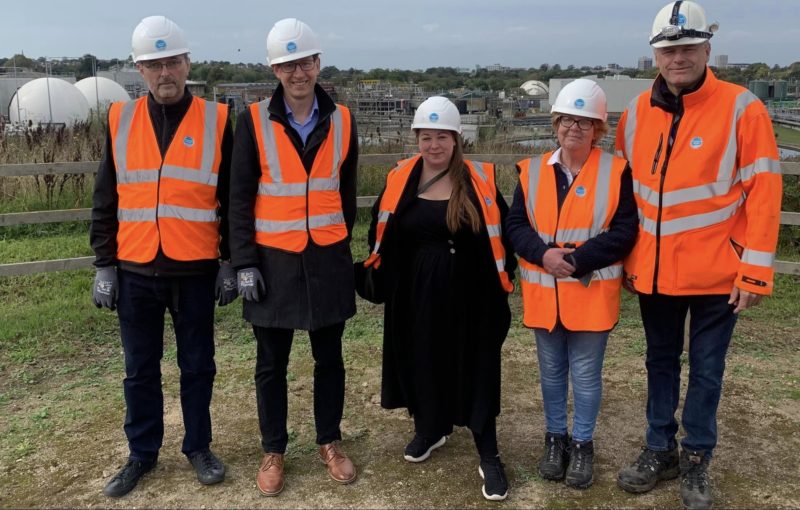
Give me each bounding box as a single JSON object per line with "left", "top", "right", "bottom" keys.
{"left": 228, "top": 84, "right": 358, "bottom": 331}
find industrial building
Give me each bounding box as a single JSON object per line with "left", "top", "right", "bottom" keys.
{"left": 547, "top": 75, "right": 653, "bottom": 118}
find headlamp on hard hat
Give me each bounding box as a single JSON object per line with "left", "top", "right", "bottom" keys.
{"left": 650, "top": 22, "right": 717, "bottom": 45}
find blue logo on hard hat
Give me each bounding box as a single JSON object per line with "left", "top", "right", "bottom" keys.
{"left": 286, "top": 41, "right": 297, "bottom": 53}
{"left": 429, "top": 112, "right": 439, "bottom": 122}
{"left": 575, "top": 186, "right": 586, "bottom": 197}
{"left": 574, "top": 98, "right": 585, "bottom": 109}
{"left": 690, "top": 136, "right": 703, "bottom": 149}
{"left": 155, "top": 39, "right": 167, "bottom": 51}
{"left": 183, "top": 136, "right": 194, "bottom": 147}
{"left": 677, "top": 13, "right": 687, "bottom": 26}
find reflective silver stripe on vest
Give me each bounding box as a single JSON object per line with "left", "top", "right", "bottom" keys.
{"left": 157, "top": 204, "right": 218, "bottom": 222}
{"left": 742, "top": 248, "right": 775, "bottom": 268}
{"left": 309, "top": 177, "right": 340, "bottom": 191}
{"left": 258, "top": 182, "right": 306, "bottom": 197}
{"left": 740, "top": 157, "right": 782, "bottom": 182}
{"left": 330, "top": 107, "right": 343, "bottom": 179}
{"left": 161, "top": 166, "right": 218, "bottom": 186}
{"left": 557, "top": 228, "right": 592, "bottom": 244}
{"left": 623, "top": 96, "right": 639, "bottom": 163}
{"left": 495, "top": 259, "right": 505, "bottom": 272}
{"left": 118, "top": 208, "right": 156, "bottom": 222}
{"left": 717, "top": 91, "right": 758, "bottom": 182}
{"left": 633, "top": 177, "right": 740, "bottom": 208}
{"left": 520, "top": 266, "right": 556, "bottom": 288}
{"left": 116, "top": 169, "right": 159, "bottom": 184}
{"left": 114, "top": 101, "right": 137, "bottom": 174}
{"left": 257, "top": 99, "right": 282, "bottom": 182}
{"left": 591, "top": 152, "right": 614, "bottom": 236}
{"left": 255, "top": 218, "right": 306, "bottom": 233}
{"left": 560, "top": 264, "right": 623, "bottom": 283}
{"left": 639, "top": 194, "right": 744, "bottom": 236}
{"left": 469, "top": 160, "right": 488, "bottom": 182}
{"left": 309, "top": 212, "right": 345, "bottom": 229}
{"left": 526, "top": 157, "right": 543, "bottom": 232}
{"left": 487, "top": 224, "right": 501, "bottom": 238}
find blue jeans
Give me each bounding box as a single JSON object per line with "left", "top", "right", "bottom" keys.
{"left": 117, "top": 270, "right": 217, "bottom": 462}
{"left": 534, "top": 324, "right": 609, "bottom": 442}
{"left": 639, "top": 293, "right": 737, "bottom": 455}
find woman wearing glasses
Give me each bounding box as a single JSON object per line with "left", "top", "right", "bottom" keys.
{"left": 505, "top": 79, "right": 637, "bottom": 489}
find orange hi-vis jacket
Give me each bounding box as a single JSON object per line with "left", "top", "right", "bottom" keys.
{"left": 365, "top": 154, "right": 514, "bottom": 293}
{"left": 616, "top": 69, "right": 782, "bottom": 296}
{"left": 109, "top": 96, "right": 227, "bottom": 263}
{"left": 517, "top": 149, "right": 627, "bottom": 332}
{"left": 250, "top": 100, "right": 352, "bottom": 253}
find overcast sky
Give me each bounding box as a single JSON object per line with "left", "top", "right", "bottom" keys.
{"left": 3, "top": 0, "right": 798, "bottom": 70}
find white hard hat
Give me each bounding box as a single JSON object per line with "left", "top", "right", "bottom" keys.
{"left": 551, "top": 79, "right": 607, "bottom": 122}
{"left": 412, "top": 96, "right": 461, "bottom": 134}
{"left": 650, "top": 1, "right": 718, "bottom": 48}
{"left": 267, "top": 18, "right": 322, "bottom": 65}
{"left": 131, "top": 15, "right": 190, "bottom": 63}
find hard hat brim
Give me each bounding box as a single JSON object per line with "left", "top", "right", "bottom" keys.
{"left": 651, "top": 36, "right": 710, "bottom": 48}
{"left": 551, "top": 106, "right": 606, "bottom": 122}
{"left": 411, "top": 123, "right": 461, "bottom": 134}
{"left": 269, "top": 49, "right": 322, "bottom": 65}
{"left": 134, "top": 49, "right": 190, "bottom": 63}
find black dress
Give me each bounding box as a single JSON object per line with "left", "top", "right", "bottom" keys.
{"left": 378, "top": 187, "right": 513, "bottom": 436}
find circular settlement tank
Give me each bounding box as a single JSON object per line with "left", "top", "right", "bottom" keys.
{"left": 9, "top": 78, "right": 90, "bottom": 126}
{"left": 75, "top": 77, "right": 131, "bottom": 112}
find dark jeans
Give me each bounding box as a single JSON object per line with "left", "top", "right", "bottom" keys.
{"left": 639, "top": 293, "right": 737, "bottom": 456}
{"left": 117, "top": 270, "right": 217, "bottom": 462}
{"left": 254, "top": 322, "right": 346, "bottom": 454}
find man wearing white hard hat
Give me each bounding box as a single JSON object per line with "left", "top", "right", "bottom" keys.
{"left": 615, "top": 2, "right": 782, "bottom": 508}
{"left": 228, "top": 17, "right": 359, "bottom": 496}
{"left": 90, "top": 15, "right": 234, "bottom": 498}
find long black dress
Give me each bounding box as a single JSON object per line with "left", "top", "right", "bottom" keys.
{"left": 370, "top": 162, "right": 514, "bottom": 437}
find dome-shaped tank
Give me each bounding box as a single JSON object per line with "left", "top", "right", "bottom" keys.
{"left": 520, "top": 80, "right": 549, "bottom": 98}
{"left": 9, "top": 78, "right": 90, "bottom": 126}
{"left": 75, "top": 77, "right": 131, "bottom": 112}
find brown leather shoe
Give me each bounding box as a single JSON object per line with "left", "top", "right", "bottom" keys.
{"left": 319, "top": 442, "right": 357, "bottom": 484}
{"left": 256, "top": 453, "right": 284, "bottom": 496}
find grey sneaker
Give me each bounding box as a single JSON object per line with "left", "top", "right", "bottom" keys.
{"left": 680, "top": 449, "right": 712, "bottom": 510}
{"left": 538, "top": 432, "right": 570, "bottom": 481}
{"left": 617, "top": 446, "right": 679, "bottom": 493}
{"left": 565, "top": 440, "right": 594, "bottom": 489}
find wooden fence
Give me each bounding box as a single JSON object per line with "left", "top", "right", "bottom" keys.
{"left": 1, "top": 155, "right": 798, "bottom": 277}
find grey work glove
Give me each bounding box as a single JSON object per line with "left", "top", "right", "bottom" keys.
{"left": 92, "top": 266, "right": 118, "bottom": 311}
{"left": 237, "top": 267, "right": 265, "bottom": 302}
{"left": 215, "top": 261, "right": 239, "bottom": 306}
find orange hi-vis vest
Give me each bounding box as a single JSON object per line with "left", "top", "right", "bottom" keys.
{"left": 616, "top": 69, "right": 782, "bottom": 296}
{"left": 250, "top": 100, "right": 352, "bottom": 253}
{"left": 517, "top": 149, "right": 627, "bottom": 332}
{"left": 109, "top": 96, "right": 227, "bottom": 263}
{"left": 365, "top": 154, "right": 514, "bottom": 293}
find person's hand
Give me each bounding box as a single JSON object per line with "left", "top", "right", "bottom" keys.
{"left": 729, "top": 286, "right": 763, "bottom": 314}
{"left": 237, "top": 267, "right": 265, "bottom": 302}
{"left": 92, "top": 267, "right": 118, "bottom": 311}
{"left": 215, "top": 261, "right": 238, "bottom": 306}
{"left": 542, "top": 248, "right": 575, "bottom": 279}
{"left": 622, "top": 273, "right": 637, "bottom": 294}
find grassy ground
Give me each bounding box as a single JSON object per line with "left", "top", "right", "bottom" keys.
{"left": 774, "top": 125, "right": 800, "bottom": 148}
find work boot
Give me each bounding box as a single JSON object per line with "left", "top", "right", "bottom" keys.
{"left": 478, "top": 455, "right": 509, "bottom": 501}
{"left": 319, "top": 442, "right": 357, "bottom": 484}
{"left": 103, "top": 459, "right": 156, "bottom": 498}
{"left": 187, "top": 448, "right": 225, "bottom": 485}
{"left": 538, "top": 432, "right": 569, "bottom": 480}
{"left": 617, "top": 446, "right": 679, "bottom": 493}
{"left": 256, "top": 453, "right": 284, "bottom": 496}
{"left": 680, "top": 449, "right": 712, "bottom": 510}
{"left": 403, "top": 434, "right": 447, "bottom": 463}
{"left": 565, "top": 439, "right": 594, "bottom": 489}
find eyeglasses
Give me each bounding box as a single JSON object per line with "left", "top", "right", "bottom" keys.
{"left": 559, "top": 116, "right": 594, "bottom": 130}
{"left": 277, "top": 59, "right": 316, "bottom": 73}
{"left": 141, "top": 59, "right": 185, "bottom": 72}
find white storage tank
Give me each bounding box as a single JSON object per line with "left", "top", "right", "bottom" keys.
{"left": 8, "top": 77, "right": 90, "bottom": 126}
{"left": 75, "top": 77, "right": 131, "bottom": 112}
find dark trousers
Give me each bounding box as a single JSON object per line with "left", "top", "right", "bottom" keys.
{"left": 639, "top": 293, "right": 737, "bottom": 456}
{"left": 117, "top": 270, "right": 217, "bottom": 462}
{"left": 254, "top": 322, "right": 346, "bottom": 454}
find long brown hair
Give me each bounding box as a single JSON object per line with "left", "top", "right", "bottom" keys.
{"left": 444, "top": 133, "right": 481, "bottom": 234}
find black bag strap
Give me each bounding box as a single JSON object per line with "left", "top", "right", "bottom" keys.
{"left": 416, "top": 168, "right": 449, "bottom": 197}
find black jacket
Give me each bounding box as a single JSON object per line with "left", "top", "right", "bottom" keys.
{"left": 228, "top": 83, "right": 358, "bottom": 331}
{"left": 90, "top": 89, "right": 233, "bottom": 276}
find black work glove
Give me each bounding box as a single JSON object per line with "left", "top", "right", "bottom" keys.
{"left": 215, "top": 261, "right": 238, "bottom": 306}
{"left": 237, "top": 267, "right": 265, "bottom": 302}
{"left": 92, "top": 266, "right": 118, "bottom": 311}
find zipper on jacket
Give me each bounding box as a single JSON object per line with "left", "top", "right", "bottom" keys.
{"left": 650, "top": 134, "right": 663, "bottom": 175}
{"left": 652, "top": 111, "right": 682, "bottom": 294}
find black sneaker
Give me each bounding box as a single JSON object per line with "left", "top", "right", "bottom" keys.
{"left": 478, "top": 456, "right": 509, "bottom": 501}
{"left": 617, "top": 446, "right": 680, "bottom": 493}
{"left": 565, "top": 440, "right": 594, "bottom": 489}
{"left": 680, "top": 449, "right": 712, "bottom": 510}
{"left": 103, "top": 459, "right": 156, "bottom": 498}
{"left": 538, "top": 432, "right": 569, "bottom": 481}
{"left": 403, "top": 434, "right": 447, "bottom": 462}
{"left": 187, "top": 448, "right": 226, "bottom": 485}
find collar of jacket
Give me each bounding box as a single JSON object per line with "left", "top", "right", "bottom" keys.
{"left": 649, "top": 66, "right": 716, "bottom": 114}
{"left": 146, "top": 87, "right": 193, "bottom": 120}
{"left": 267, "top": 83, "right": 336, "bottom": 125}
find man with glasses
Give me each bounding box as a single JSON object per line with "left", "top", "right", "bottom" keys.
{"left": 615, "top": 2, "right": 782, "bottom": 509}
{"left": 90, "top": 15, "right": 235, "bottom": 498}
{"left": 228, "top": 17, "right": 359, "bottom": 496}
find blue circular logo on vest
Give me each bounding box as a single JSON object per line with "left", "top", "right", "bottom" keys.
{"left": 155, "top": 39, "right": 167, "bottom": 51}
{"left": 286, "top": 41, "right": 297, "bottom": 53}
{"left": 575, "top": 186, "right": 586, "bottom": 197}
{"left": 484, "top": 196, "right": 493, "bottom": 206}
{"left": 574, "top": 98, "right": 585, "bottom": 109}
{"left": 677, "top": 13, "right": 687, "bottom": 26}
{"left": 429, "top": 112, "right": 439, "bottom": 122}
{"left": 183, "top": 136, "right": 194, "bottom": 147}
{"left": 690, "top": 136, "right": 703, "bottom": 149}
